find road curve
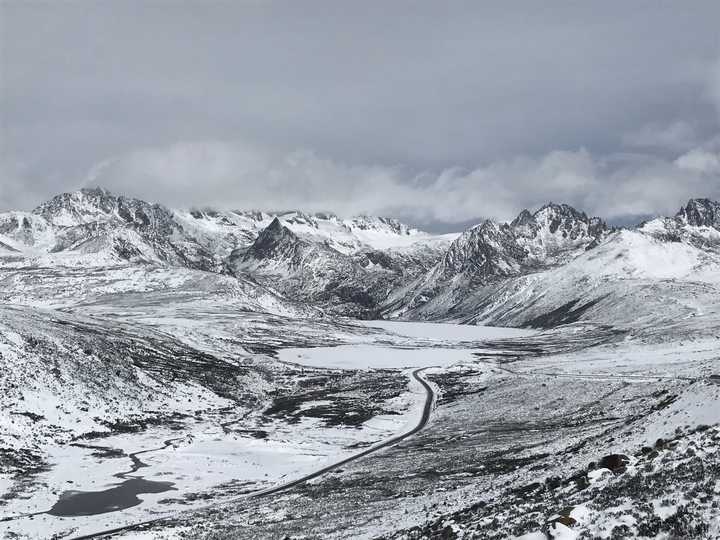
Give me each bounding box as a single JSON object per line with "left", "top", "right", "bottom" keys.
{"left": 71, "top": 367, "right": 436, "bottom": 540}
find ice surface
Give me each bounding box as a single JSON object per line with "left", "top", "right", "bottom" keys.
{"left": 279, "top": 344, "right": 480, "bottom": 369}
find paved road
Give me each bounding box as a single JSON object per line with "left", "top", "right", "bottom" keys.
{"left": 71, "top": 367, "right": 436, "bottom": 540}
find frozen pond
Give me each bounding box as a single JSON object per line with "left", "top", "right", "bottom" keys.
{"left": 48, "top": 477, "right": 176, "bottom": 517}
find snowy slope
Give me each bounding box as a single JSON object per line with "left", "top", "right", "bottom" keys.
{"left": 0, "top": 304, "right": 266, "bottom": 458}
{"left": 394, "top": 228, "right": 720, "bottom": 340}
{"left": 0, "top": 263, "right": 317, "bottom": 319}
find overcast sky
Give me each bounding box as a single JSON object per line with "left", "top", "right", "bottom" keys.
{"left": 2, "top": 1, "right": 720, "bottom": 227}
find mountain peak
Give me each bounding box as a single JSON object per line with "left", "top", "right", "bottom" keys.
{"left": 349, "top": 215, "right": 418, "bottom": 236}
{"left": 31, "top": 187, "right": 179, "bottom": 232}
{"left": 676, "top": 198, "right": 720, "bottom": 228}
{"left": 246, "top": 217, "right": 300, "bottom": 260}
{"left": 534, "top": 202, "right": 589, "bottom": 221}
{"left": 33, "top": 187, "right": 120, "bottom": 225}
{"left": 508, "top": 202, "right": 605, "bottom": 236}
{"left": 266, "top": 216, "right": 284, "bottom": 233}
{"left": 510, "top": 209, "right": 534, "bottom": 228}
{"left": 439, "top": 218, "right": 524, "bottom": 279}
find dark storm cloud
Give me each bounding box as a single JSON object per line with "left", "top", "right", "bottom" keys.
{"left": 1, "top": 1, "right": 720, "bottom": 224}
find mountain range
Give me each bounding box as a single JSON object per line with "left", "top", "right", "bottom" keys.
{"left": 2, "top": 188, "right": 720, "bottom": 325}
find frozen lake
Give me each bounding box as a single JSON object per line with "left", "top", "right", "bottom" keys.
{"left": 279, "top": 344, "right": 480, "bottom": 369}
{"left": 279, "top": 321, "right": 536, "bottom": 369}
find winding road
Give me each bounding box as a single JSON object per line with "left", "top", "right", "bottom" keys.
{"left": 70, "top": 367, "right": 436, "bottom": 540}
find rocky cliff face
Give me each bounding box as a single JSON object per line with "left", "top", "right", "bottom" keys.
{"left": 637, "top": 198, "right": 720, "bottom": 252}
{"left": 676, "top": 198, "right": 720, "bottom": 229}
{"left": 512, "top": 203, "right": 609, "bottom": 263}
{"left": 228, "top": 218, "right": 413, "bottom": 317}
{"left": 243, "top": 218, "right": 302, "bottom": 262}
{"left": 442, "top": 203, "right": 609, "bottom": 280}
{"left": 439, "top": 220, "right": 527, "bottom": 280}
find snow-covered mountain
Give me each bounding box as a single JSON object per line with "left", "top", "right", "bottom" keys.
{"left": 383, "top": 199, "right": 720, "bottom": 335}
{"left": 2, "top": 189, "right": 222, "bottom": 270}
{"left": 227, "top": 218, "right": 444, "bottom": 317}
{"left": 639, "top": 198, "right": 720, "bottom": 251}
{"left": 512, "top": 203, "right": 609, "bottom": 263}
{"left": 0, "top": 188, "right": 447, "bottom": 268}
{"left": 2, "top": 189, "right": 719, "bottom": 327}
{"left": 677, "top": 197, "right": 720, "bottom": 228}
{"left": 228, "top": 218, "right": 372, "bottom": 311}
{"left": 382, "top": 203, "right": 610, "bottom": 318}
{"left": 0, "top": 188, "right": 452, "bottom": 316}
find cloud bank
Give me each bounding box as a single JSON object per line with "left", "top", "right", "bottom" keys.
{"left": 82, "top": 137, "right": 720, "bottom": 225}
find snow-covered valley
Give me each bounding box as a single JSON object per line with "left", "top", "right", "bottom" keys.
{"left": 1, "top": 189, "right": 719, "bottom": 539}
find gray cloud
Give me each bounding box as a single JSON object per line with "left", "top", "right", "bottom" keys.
{"left": 710, "top": 57, "right": 720, "bottom": 118}
{"left": 621, "top": 121, "right": 700, "bottom": 153}
{"left": 1, "top": 1, "right": 720, "bottom": 224}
